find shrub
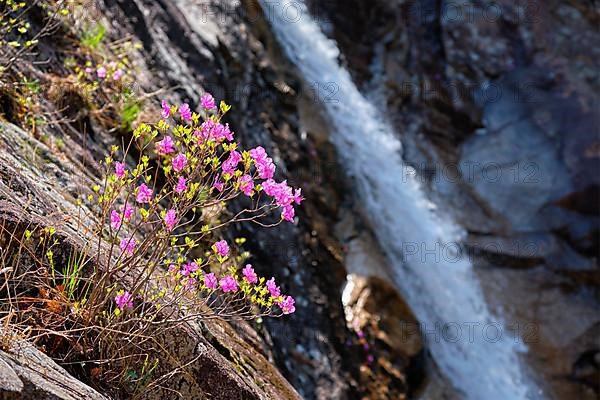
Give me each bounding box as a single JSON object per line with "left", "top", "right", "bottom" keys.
{"left": 0, "top": 0, "right": 69, "bottom": 72}
{"left": 0, "top": 95, "right": 302, "bottom": 396}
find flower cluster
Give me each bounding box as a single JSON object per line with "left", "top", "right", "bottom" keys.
{"left": 95, "top": 95, "right": 300, "bottom": 319}
{"left": 85, "top": 61, "right": 125, "bottom": 81}
{"left": 165, "top": 242, "right": 296, "bottom": 315}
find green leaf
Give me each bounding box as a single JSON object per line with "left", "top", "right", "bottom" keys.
{"left": 81, "top": 23, "right": 106, "bottom": 49}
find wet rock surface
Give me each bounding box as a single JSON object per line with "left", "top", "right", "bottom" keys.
{"left": 342, "top": 275, "right": 426, "bottom": 400}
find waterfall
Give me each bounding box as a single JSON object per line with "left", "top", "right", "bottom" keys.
{"left": 260, "top": 1, "right": 542, "bottom": 398}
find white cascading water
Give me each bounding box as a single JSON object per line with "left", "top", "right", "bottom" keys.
{"left": 261, "top": 1, "right": 542, "bottom": 399}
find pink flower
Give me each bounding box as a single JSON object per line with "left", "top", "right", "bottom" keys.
{"left": 238, "top": 174, "right": 254, "bottom": 196}
{"left": 161, "top": 100, "right": 171, "bottom": 119}
{"left": 262, "top": 179, "right": 301, "bottom": 223}
{"left": 181, "top": 261, "right": 199, "bottom": 276}
{"left": 175, "top": 176, "right": 187, "bottom": 194}
{"left": 122, "top": 203, "right": 134, "bottom": 221}
{"left": 179, "top": 103, "right": 192, "bottom": 122}
{"left": 213, "top": 240, "right": 229, "bottom": 257}
{"left": 97, "top": 66, "right": 106, "bottom": 79}
{"left": 204, "top": 273, "right": 217, "bottom": 289}
{"left": 198, "top": 120, "right": 215, "bottom": 141}
{"left": 108, "top": 61, "right": 117, "bottom": 69}
{"left": 219, "top": 275, "right": 238, "bottom": 293}
{"left": 278, "top": 296, "right": 295, "bottom": 314}
{"left": 136, "top": 184, "right": 153, "bottom": 203}
{"left": 293, "top": 188, "right": 304, "bottom": 205}
{"left": 256, "top": 159, "right": 275, "bottom": 180}
{"left": 249, "top": 146, "right": 267, "bottom": 161}
{"left": 115, "top": 162, "right": 126, "bottom": 179}
{"left": 114, "top": 291, "right": 133, "bottom": 310}
{"left": 243, "top": 264, "right": 258, "bottom": 284}
{"left": 119, "top": 238, "right": 137, "bottom": 256}
{"left": 266, "top": 278, "right": 281, "bottom": 298}
{"left": 211, "top": 123, "right": 234, "bottom": 142}
{"left": 113, "top": 68, "right": 124, "bottom": 80}
{"left": 172, "top": 153, "right": 187, "bottom": 172}
{"left": 156, "top": 136, "right": 175, "bottom": 155}
{"left": 168, "top": 264, "right": 178, "bottom": 274}
{"left": 201, "top": 93, "right": 215, "bottom": 110}
{"left": 85, "top": 67, "right": 93, "bottom": 74}
{"left": 250, "top": 146, "right": 275, "bottom": 179}
{"left": 222, "top": 150, "right": 241, "bottom": 175}
{"left": 163, "top": 209, "right": 177, "bottom": 231}
{"left": 110, "top": 210, "right": 122, "bottom": 230}
{"left": 281, "top": 205, "right": 295, "bottom": 222}
{"left": 262, "top": 179, "right": 293, "bottom": 205}
{"left": 213, "top": 178, "right": 225, "bottom": 192}
{"left": 222, "top": 124, "right": 234, "bottom": 141}
{"left": 186, "top": 262, "right": 199, "bottom": 274}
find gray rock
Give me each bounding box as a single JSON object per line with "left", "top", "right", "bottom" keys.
{"left": 0, "top": 338, "right": 106, "bottom": 400}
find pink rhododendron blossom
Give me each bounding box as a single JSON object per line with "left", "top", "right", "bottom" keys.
{"left": 136, "top": 184, "right": 153, "bottom": 203}
{"left": 184, "top": 262, "right": 199, "bottom": 275}
{"left": 266, "top": 278, "right": 281, "bottom": 298}
{"left": 222, "top": 150, "right": 241, "bottom": 175}
{"left": 213, "top": 178, "right": 225, "bottom": 192}
{"left": 113, "top": 68, "right": 124, "bottom": 80}
{"left": 97, "top": 66, "right": 106, "bottom": 79}
{"left": 281, "top": 205, "right": 295, "bottom": 222}
{"left": 175, "top": 176, "right": 187, "bottom": 194}
{"left": 278, "top": 296, "right": 295, "bottom": 314}
{"left": 219, "top": 275, "right": 238, "bottom": 293}
{"left": 179, "top": 103, "right": 192, "bottom": 122}
{"left": 243, "top": 264, "right": 258, "bottom": 284}
{"left": 195, "top": 120, "right": 234, "bottom": 142}
{"left": 293, "top": 189, "right": 304, "bottom": 205}
{"left": 85, "top": 67, "right": 93, "bottom": 74}
{"left": 250, "top": 146, "right": 276, "bottom": 179}
{"left": 172, "top": 153, "right": 188, "bottom": 172}
{"left": 122, "top": 203, "right": 134, "bottom": 221}
{"left": 204, "top": 273, "right": 217, "bottom": 289}
{"left": 110, "top": 210, "right": 122, "bottom": 230}
{"left": 201, "top": 93, "right": 215, "bottom": 110}
{"left": 115, "top": 162, "right": 126, "bottom": 179}
{"left": 214, "top": 240, "right": 229, "bottom": 257}
{"left": 161, "top": 100, "right": 171, "bottom": 119}
{"left": 262, "top": 179, "right": 301, "bottom": 223}
{"left": 114, "top": 291, "right": 133, "bottom": 310}
{"left": 119, "top": 238, "right": 137, "bottom": 256}
{"left": 181, "top": 261, "right": 198, "bottom": 276}
{"left": 198, "top": 120, "right": 214, "bottom": 141}
{"left": 211, "top": 123, "right": 233, "bottom": 142}
{"left": 163, "top": 209, "right": 177, "bottom": 231}
{"left": 238, "top": 174, "right": 254, "bottom": 196}
{"left": 156, "top": 136, "right": 175, "bottom": 155}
